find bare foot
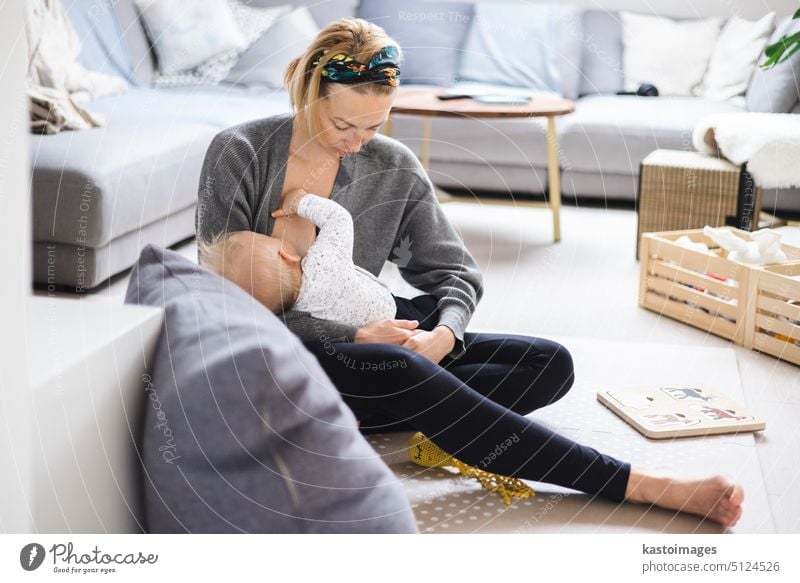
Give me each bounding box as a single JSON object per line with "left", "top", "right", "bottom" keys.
{"left": 626, "top": 469, "right": 744, "bottom": 527}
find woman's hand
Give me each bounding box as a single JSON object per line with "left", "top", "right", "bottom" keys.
{"left": 402, "top": 325, "right": 456, "bottom": 364}
{"left": 354, "top": 319, "right": 420, "bottom": 345}
{"left": 271, "top": 188, "right": 308, "bottom": 218}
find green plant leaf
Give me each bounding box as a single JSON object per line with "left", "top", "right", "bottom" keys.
{"left": 794, "top": 8, "right": 800, "bottom": 19}
{"left": 761, "top": 30, "right": 800, "bottom": 69}
{"left": 779, "top": 38, "right": 800, "bottom": 63}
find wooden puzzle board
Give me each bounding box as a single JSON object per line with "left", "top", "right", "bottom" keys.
{"left": 597, "top": 385, "right": 766, "bottom": 439}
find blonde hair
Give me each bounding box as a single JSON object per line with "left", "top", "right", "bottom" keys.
{"left": 198, "top": 231, "right": 299, "bottom": 313}
{"left": 284, "top": 18, "right": 401, "bottom": 137}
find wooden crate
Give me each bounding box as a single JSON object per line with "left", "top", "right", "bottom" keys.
{"left": 639, "top": 228, "right": 753, "bottom": 344}
{"left": 744, "top": 262, "right": 800, "bottom": 366}
{"left": 640, "top": 227, "right": 800, "bottom": 355}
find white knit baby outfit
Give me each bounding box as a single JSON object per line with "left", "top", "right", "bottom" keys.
{"left": 293, "top": 195, "right": 397, "bottom": 328}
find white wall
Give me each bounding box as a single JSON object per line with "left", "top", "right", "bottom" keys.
{"left": 0, "top": 0, "right": 33, "bottom": 533}
{"left": 443, "top": 0, "right": 798, "bottom": 19}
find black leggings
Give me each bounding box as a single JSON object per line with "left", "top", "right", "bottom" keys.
{"left": 301, "top": 295, "right": 631, "bottom": 502}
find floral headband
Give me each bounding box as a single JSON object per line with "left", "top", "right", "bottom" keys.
{"left": 313, "top": 45, "right": 400, "bottom": 87}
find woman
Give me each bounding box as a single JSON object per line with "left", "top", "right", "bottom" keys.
{"left": 197, "top": 18, "right": 743, "bottom": 527}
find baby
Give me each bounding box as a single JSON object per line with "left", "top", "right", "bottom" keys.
{"left": 199, "top": 189, "right": 397, "bottom": 328}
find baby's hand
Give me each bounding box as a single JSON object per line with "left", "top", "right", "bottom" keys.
{"left": 272, "top": 188, "right": 308, "bottom": 218}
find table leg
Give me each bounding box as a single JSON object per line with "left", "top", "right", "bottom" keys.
{"left": 420, "top": 115, "right": 432, "bottom": 171}
{"left": 546, "top": 115, "right": 562, "bottom": 243}
{"left": 418, "top": 116, "right": 453, "bottom": 203}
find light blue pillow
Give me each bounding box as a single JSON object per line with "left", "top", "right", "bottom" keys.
{"left": 579, "top": 10, "right": 624, "bottom": 96}
{"left": 358, "top": 0, "right": 474, "bottom": 85}
{"left": 457, "top": 3, "right": 566, "bottom": 94}
{"left": 63, "top": 0, "right": 136, "bottom": 84}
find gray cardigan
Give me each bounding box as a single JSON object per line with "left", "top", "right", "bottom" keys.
{"left": 196, "top": 113, "right": 483, "bottom": 358}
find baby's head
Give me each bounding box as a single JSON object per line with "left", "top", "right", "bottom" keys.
{"left": 199, "top": 230, "right": 302, "bottom": 313}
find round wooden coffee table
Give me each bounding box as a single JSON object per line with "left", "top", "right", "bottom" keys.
{"left": 385, "top": 87, "right": 575, "bottom": 242}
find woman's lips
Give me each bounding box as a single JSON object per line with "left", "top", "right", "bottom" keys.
{"left": 335, "top": 143, "right": 363, "bottom": 157}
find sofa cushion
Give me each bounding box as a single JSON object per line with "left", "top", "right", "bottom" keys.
{"left": 558, "top": 95, "right": 744, "bottom": 174}
{"left": 124, "top": 244, "right": 417, "bottom": 533}
{"left": 224, "top": 5, "right": 321, "bottom": 89}
{"left": 63, "top": 0, "right": 136, "bottom": 84}
{"left": 31, "top": 116, "right": 216, "bottom": 247}
{"left": 746, "top": 15, "right": 800, "bottom": 113}
{"left": 579, "top": 10, "right": 624, "bottom": 96}
{"left": 621, "top": 11, "right": 722, "bottom": 96}
{"left": 700, "top": 13, "right": 776, "bottom": 102}
{"left": 32, "top": 205, "right": 197, "bottom": 291}
{"left": 557, "top": 6, "right": 586, "bottom": 100}
{"left": 357, "top": 0, "right": 474, "bottom": 85}
{"left": 243, "top": 0, "right": 357, "bottom": 27}
{"left": 88, "top": 86, "right": 291, "bottom": 127}
{"left": 456, "top": 3, "right": 584, "bottom": 99}
{"left": 113, "top": 0, "right": 158, "bottom": 86}
{"left": 31, "top": 86, "right": 289, "bottom": 249}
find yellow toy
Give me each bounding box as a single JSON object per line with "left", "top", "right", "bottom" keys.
{"left": 407, "top": 432, "right": 535, "bottom": 506}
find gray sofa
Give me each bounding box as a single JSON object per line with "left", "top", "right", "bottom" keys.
{"left": 31, "top": 0, "right": 800, "bottom": 290}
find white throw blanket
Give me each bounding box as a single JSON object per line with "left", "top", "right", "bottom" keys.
{"left": 24, "top": 0, "right": 128, "bottom": 134}
{"left": 693, "top": 112, "right": 800, "bottom": 189}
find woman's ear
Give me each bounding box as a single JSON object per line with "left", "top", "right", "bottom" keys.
{"left": 279, "top": 247, "right": 301, "bottom": 264}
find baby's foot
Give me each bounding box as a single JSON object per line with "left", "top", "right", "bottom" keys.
{"left": 628, "top": 471, "right": 744, "bottom": 527}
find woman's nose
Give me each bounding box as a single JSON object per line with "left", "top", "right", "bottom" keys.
{"left": 346, "top": 133, "right": 364, "bottom": 152}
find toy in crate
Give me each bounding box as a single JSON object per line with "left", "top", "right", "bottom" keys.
{"left": 597, "top": 385, "right": 765, "bottom": 439}
{"left": 744, "top": 262, "right": 800, "bottom": 366}
{"left": 639, "top": 226, "right": 800, "bottom": 346}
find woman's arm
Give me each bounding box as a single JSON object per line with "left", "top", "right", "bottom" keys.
{"left": 196, "top": 129, "right": 260, "bottom": 244}
{"left": 394, "top": 173, "right": 484, "bottom": 359}
{"left": 282, "top": 312, "right": 420, "bottom": 348}
{"left": 281, "top": 310, "right": 358, "bottom": 345}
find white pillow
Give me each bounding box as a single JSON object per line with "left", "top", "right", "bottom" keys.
{"left": 136, "top": 0, "right": 247, "bottom": 75}
{"left": 621, "top": 12, "right": 722, "bottom": 96}
{"left": 701, "top": 13, "right": 776, "bottom": 101}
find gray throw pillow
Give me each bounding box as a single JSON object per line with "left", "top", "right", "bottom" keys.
{"left": 746, "top": 15, "right": 800, "bottom": 113}
{"left": 114, "top": 0, "right": 157, "bottom": 86}
{"left": 578, "top": 10, "right": 624, "bottom": 96}
{"left": 238, "top": 0, "right": 358, "bottom": 28}
{"left": 125, "top": 244, "right": 416, "bottom": 533}
{"left": 357, "top": 0, "right": 474, "bottom": 85}
{"left": 224, "top": 6, "right": 321, "bottom": 88}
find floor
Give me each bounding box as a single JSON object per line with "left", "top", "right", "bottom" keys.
{"left": 370, "top": 339, "right": 770, "bottom": 533}
{"left": 59, "top": 201, "right": 800, "bottom": 533}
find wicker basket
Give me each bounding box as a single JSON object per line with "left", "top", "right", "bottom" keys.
{"left": 636, "top": 150, "right": 762, "bottom": 259}
{"left": 744, "top": 262, "right": 800, "bottom": 366}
